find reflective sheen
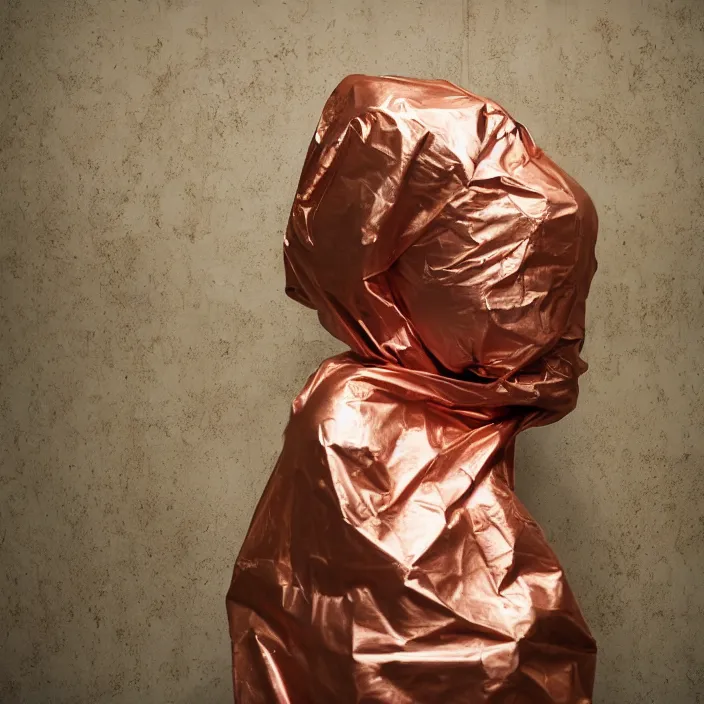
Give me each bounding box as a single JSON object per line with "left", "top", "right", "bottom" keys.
{"left": 227, "top": 75, "right": 598, "bottom": 703}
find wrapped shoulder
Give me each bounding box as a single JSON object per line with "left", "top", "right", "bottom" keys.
{"left": 288, "top": 355, "right": 380, "bottom": 450}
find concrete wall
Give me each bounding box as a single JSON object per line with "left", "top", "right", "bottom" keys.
{"left": 1, "top": 0, "right": 702, "bottom": 701}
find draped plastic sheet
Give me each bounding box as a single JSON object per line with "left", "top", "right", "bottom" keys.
{"left": 227, "top": 75, "right": 598, "bottom": 703}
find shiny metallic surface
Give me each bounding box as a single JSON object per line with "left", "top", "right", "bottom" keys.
{"left": 227, "top": 74, "right": 598, "bottom": 703}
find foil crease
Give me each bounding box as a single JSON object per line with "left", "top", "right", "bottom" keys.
{"left": 227, "top": 75, "right": 598, "bottom": 703}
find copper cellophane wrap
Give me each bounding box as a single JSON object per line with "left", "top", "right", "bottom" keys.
{"left": 227, "top": 75, "right": 598, "bottom": 703}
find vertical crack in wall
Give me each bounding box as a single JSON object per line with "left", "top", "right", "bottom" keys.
{"left": 461, "top": 0, "right": 470, "bottom": 88}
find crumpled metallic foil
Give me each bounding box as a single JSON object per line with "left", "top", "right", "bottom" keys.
{"left": 227, "top": 74, "right": 598, "bottom": 703}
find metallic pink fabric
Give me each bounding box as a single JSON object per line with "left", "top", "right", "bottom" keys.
{"left": 227, "top": 74, "right": 598, "bottom": 703}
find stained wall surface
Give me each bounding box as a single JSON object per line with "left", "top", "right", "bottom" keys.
{"left": 1, "top": 1, "right": 702, "bottom": 702}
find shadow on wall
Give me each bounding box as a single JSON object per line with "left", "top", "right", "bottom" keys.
{"left": 514, "top": 424, "right": 601, "bottom": 644}
{"left": 515, "top": 421, "right": 704, "bottom": 702}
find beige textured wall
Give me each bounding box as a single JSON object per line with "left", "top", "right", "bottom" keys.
{"left": 1, "top": 0, "right": 702, "bottom": 702}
